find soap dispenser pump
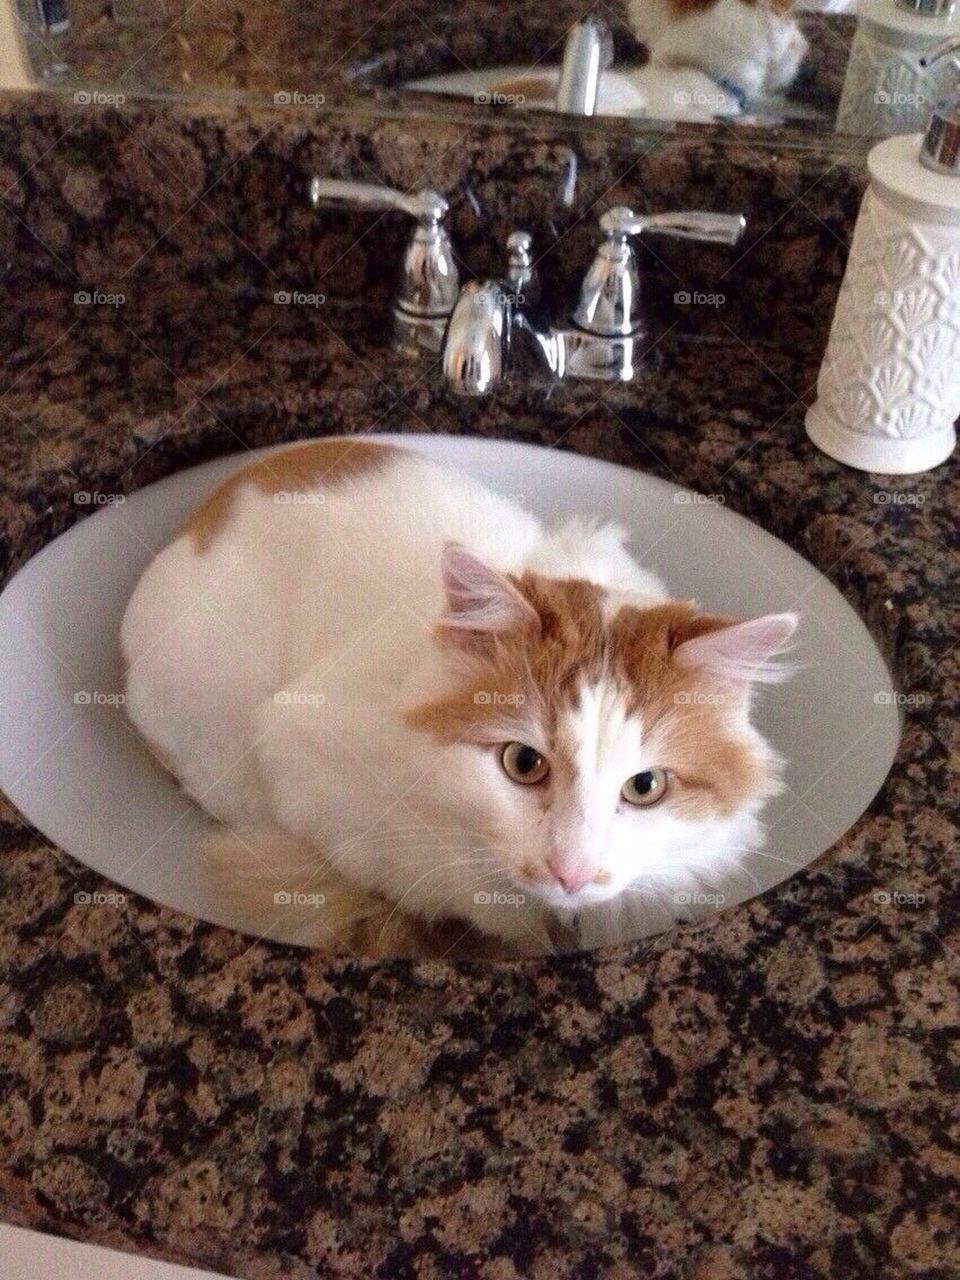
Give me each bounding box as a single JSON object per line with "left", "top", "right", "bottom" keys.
{"left": 806, "top": 37, "right": 960, "bottom": 474}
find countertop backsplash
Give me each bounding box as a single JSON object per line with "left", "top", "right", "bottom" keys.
{"left": 0, "top": 95, "right": 867, "bottom": 361}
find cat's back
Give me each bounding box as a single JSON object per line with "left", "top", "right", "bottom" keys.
{"left": 122, "top": 439, "right": 541, "bottom": 679}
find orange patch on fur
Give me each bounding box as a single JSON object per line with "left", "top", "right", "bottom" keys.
{"left": 185, "top": 438, "right": 399, "bottom": 551}
{"left": 406, "top": 575, "right": 771, "bottom": 818}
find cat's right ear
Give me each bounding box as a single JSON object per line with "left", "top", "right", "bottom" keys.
{"left": 438, "top": 542, "right": 538, "bottom": 643}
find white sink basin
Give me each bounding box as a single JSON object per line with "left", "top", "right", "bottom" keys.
{"left": 0, "top": 436, "right": 901, "bottom": 948}
{"left": 405, "top": 64, "right": 826, "bottom": 123}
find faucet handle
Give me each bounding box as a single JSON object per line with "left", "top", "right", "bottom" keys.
{"left": 309, "top": 178, "right": 449, "bottom": 228}
{"left": 599, "top": 206, "right": 746, "bottom": 246}
{"left": 574, "top": 205, "right": 746, "bottom": 336}
{"left": 309, "top": 176, "right": 459, "bottom": 357}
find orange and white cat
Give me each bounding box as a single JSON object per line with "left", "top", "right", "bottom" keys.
{"left": 628, "top": 0, "right": 809, "bottom": 106}
{"left": 121, "top": 440, "right": 797, "bottom": 959}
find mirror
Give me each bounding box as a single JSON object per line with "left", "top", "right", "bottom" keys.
{"left": 6, "top": 0, "right": 956, "bottom": 140}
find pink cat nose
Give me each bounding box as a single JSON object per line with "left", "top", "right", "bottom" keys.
{"left": 547, "top": 858, "right": 593, "bottom": 895}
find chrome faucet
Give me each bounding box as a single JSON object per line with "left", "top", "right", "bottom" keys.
{"left": 442, "top": 207, "right": 747, "bottom": 395}
{"left": 555, "top": 16, "right": 614, "bottom": 116}
{"left": 309, "top": 177, "right": 460, "bottom": 356}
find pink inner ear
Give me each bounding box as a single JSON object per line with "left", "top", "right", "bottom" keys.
{"left": 439, "top": 542, "right": 537, "bottom": 634}
{"left": 674, "top": 612, "right": 798, "bottom": 684}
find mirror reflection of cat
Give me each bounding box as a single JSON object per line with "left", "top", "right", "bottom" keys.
{"left": 627, "top": 0, "right": 810, "bottom": 110}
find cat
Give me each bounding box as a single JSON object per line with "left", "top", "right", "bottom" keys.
{"left": 121, "top": 439, "right": 797, "bottom": 960}
{"left": 626, "top": 0, "right": 809, "bottom": 107}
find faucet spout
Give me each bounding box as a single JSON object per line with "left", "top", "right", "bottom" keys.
{"left": 555, "top": 17, "right": 613, "bottom": 116}
{"left": 442, "top": 280, "right": 562, "bottom": 397}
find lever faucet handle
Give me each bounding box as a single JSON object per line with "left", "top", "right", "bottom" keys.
{"left": 599, "top": 206, "right": 747, "bottom": 246}
{"left": 309, "top": 176, "right": 459, "bottom": 357}
{"left": 574, "top": 205, "right": 746, "bottom": 337}
{"left": 309, "top": 177, "right": 449, "bottom": 228}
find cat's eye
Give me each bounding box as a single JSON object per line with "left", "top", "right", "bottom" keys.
{"left": 621, "top": 767, "right": 669, "bottom": 807}
{"left": 500, "top": 742, "right": 550, "bottom": 785}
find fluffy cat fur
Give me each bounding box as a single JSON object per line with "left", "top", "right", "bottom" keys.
{"left": 627, "top": 0, "right": 809, "bottom": 104}
{"left": 121, "top": 440, "right": 797, "bottom": 960}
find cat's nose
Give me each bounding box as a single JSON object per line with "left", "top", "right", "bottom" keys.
{"left": 547, "top": 857, "right": 593, "bottom": 895}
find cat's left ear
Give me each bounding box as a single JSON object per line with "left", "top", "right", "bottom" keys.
{"left": 674, "top": 612, "right": 798, "bottom": 684}
{"left": 438, "top": 542, "right": 538, "bottom": 642}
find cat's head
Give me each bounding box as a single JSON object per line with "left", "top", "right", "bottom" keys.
{"left": 406, "top": 543, "right": 797, "bottom": 913}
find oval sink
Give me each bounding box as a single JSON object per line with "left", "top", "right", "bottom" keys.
{"left": 0, "top": 436, "right": 901, "bottom": 950}
{"left": 404, "top": 64, "right": 828, "bottom": 123}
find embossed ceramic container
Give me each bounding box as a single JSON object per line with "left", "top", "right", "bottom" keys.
{"left": 806, "top": 132, "right": 960, "bottom": 473}
{"left": 836, "top": 0, "right": 957, "bottom": 136}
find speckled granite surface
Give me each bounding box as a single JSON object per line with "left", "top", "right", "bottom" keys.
{"left": 1, "top": 95, "right": 958, "bottom": 1280}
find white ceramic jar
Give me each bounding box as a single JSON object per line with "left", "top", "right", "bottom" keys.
{"left": 837, "top": 0, "right": 957, "bottom": 136}
{"left": 806, "top": 132, "right": 960, "bottom": 473}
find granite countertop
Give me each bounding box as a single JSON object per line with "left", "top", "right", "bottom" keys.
{"left": 0, "top": 274, "right": 958, "bottom": 1279}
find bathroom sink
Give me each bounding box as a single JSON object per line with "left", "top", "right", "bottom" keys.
{"left": 0, "top": 436, "right": 901, "bottom": 947}
{"left": 404, "top": 65, "right": 828, "bottom": 123}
